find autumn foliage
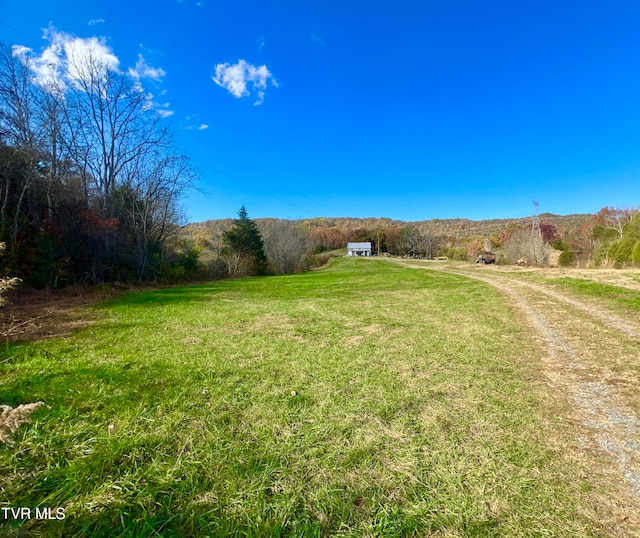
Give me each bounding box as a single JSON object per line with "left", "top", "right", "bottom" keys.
{"left": 0, "top": 42, "right": 196, "bottom": 288}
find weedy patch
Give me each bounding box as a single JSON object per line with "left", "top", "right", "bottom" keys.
{"left": 0, "top": 401, "right": 49, "bottom": 445}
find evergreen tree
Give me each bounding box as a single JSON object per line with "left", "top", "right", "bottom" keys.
{"left": 221, "top": 206, "right": 268, "bottom": 276}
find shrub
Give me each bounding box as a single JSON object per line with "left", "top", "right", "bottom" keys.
{"left": 608, "top": 238, "right": 635, "bottom": 267}
{"left": 451, "top": 247, "right": 468, "bottom": 261}
{"left": 632, "top": 240, "right": 640, "bottom": 267}
{"left": 558, "top": 249, "right": 574, "bottom": 267}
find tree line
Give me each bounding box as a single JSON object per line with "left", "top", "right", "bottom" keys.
{"left": 2, "top": 36, "right": 637, "bottom": 290}
{"left": 0, "top": 42, "right": 196, "bottom": 289}
{"left": 190, "top": 206, "right": 640, "bottom": 278}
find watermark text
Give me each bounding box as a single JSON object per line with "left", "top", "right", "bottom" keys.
{"left": 1, "top": 507, "right": 66, "bottom": 520}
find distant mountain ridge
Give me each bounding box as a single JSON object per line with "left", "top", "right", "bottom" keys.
{"left": 187, "top": 212, "right": 593, "bottom": 241}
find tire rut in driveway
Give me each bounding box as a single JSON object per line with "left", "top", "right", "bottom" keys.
{"left": 448, "top": 267, "right": 640, "bottom": 513}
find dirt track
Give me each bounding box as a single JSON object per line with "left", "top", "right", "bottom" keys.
{"left": 397, "top": 259, "right": 640, "bottom": 528}
{"left": 456, "top": 267, "right": 640, "bottom": 489}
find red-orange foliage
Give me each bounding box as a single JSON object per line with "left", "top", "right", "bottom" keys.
{"left": 80, "top": 210, "right": 119, "bottom": 238}
{"left": 540, "top": 222, "right": 559, "bottom": 244}
{"left": 593, "top": 206, "right": 639, "bottom": 236}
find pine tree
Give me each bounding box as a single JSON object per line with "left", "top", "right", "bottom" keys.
{"left": 221, "top": 206, "right": 268, "bottom": 276}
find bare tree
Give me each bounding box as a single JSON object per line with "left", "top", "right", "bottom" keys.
{"left": 504, "top": 228, "right": 548, "bottom": 265}
{"left": 594, "top": 206, "right": 639, "bottom": 238}
{"left": 260, "top": 220, "right": 306, "bottom": 274}
{"left": 400, "top": 226, "right": 433, "bottom": 258}
{"left": 0, "top": 45, "right": 48, "bottom": 254}
{"left": 117, "top": 151, "right": 196, "bottom": 279}
{"left": 60, "top": 46, "right": 170, "bottom": 221}
{"left": 1, "top": 38, "right": 197, "bottom": 284}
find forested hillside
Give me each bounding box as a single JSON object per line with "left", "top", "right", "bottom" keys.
{"left": 0, "top": 43, "right": 195, "bottom": 289}
{"left": 183, "top": 212, "right": 597, "bottom": 274}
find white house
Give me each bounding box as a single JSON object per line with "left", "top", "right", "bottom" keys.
{"left": 347, "top": 242, "right": 372, "bottom": 256}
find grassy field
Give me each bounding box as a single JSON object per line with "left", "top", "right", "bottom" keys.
{"left": 543, "top": 277, "right": 640, "bottom": 313}
{"left": 0, "top": 258, "right": 614, "bottom": 536}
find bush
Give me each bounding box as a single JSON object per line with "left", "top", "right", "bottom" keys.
{"left": 632, "top": 240, "right": 640, "bottom": 267}
{"left": 558, "top": 249, "right": 574, "bottom": 267}
{"left": 503, "top": 228, "right": 548, "bottom": 265}
{"left": 160, "top": 249, "right": 204, "bottom": 282}
{"left": 0, "top": 242, "right": 21, "bottom": 306}
{"left": 451, "top": 247, "right": 468, "bottom": 261}
{"left": 608, "top": 238, "right": 635, "bottom": 267}
{"left": 307, "top": 251, "right": 340, "bottom": 268}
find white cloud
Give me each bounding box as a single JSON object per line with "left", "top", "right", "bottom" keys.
{"left": 13, "top": 27, "right": 173, "bottom": 119}
{"left": 150, "top": 101, "right": 173, "bottom": 117}
{"left": 12, "top": 27, "right": 120, "bottom": 91}
{"left": 63, "top": 35, "right": 120, "bottom": 83}
{"left": 257, "top": 37, "right": 266, "bottom": 51}
{"left": 184, "top": 115, "right": 209, "bottom": 130}
{"left": 88, "top": 19, "right": 106, "bottom": 26}
{"left": 212, "top": 59, "right": 277, "bottom": 105}
{"left": 128, "top": 54, "right": 166, "bottom": 82}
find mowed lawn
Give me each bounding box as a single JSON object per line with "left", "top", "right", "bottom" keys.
{"left": 0, "top": 258, "right": 608, "bottom": 536}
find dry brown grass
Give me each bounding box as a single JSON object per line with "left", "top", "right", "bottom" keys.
{"left": 464, "top": 261, "right": 640, "bottom": 292}
{"left": 0, "top": 402, "right": 50, "bottom": 445}
{"left": 0, "top": 286, "right": 107, "bottom": 342}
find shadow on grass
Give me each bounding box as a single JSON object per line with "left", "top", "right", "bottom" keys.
{"left": 0, "top": 347, "right": 185, "bottom": 409}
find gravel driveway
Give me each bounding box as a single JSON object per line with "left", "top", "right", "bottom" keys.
{"left": 397, "top": 259, "right": 640, "bottom": 530}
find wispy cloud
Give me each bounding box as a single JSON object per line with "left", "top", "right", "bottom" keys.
{"left": 157, "top": 107, "right": 174, "bottom": 118}
{"left": 128, "top": 53, "right": 166, "bottom": 82}
{"left": 311, "top": 33, "right": 326, "bottom": 47}
{"left": 88, "top": 18, "right": 106, "bottom": 26}
{"left": 212, "top": 59, "right": 277, "bottom": 105}
{"left": 184, "top": 115, "right": 209, "bottom": 130}
{"left": 257, "top": 37, "right": 266, "bottom": 51}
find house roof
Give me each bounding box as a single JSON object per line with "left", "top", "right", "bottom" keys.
{"left": 347, "top": 242, "right": 372, "bottom": 249}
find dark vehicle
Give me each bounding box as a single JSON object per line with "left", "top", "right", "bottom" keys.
{"left": 476, "top": 251, "right": 496, "bottom": 264}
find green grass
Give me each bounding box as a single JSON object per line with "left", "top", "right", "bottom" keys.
{"left": 545, "top": 277, "right": 640, "bottom": 313}
{"left": 0, "top": 258, "right": 606, "bottom": 536}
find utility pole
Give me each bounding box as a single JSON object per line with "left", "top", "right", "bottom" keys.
{"left": 531, "top": 198, "right": 541, "bottom": 239}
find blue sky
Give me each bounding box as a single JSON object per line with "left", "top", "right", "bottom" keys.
{"left": 2, "top": 1, "right": 639, "bottom": 222}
